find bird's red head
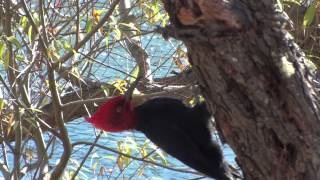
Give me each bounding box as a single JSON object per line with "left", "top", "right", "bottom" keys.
{"left": 85, "top": 96, "right": 137, "bottom": 132}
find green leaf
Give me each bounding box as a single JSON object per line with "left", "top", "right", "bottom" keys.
{"left": 123, "top": 143, "right": 131, "bottom": 166}
{"left": 112, "top": 80, "right": 127, "bottom": 94}
{"left": 20, "top": 16, "right": 28, "bottom": 30}
{"left": 105, "top": 32, "right": 109, "bottom": 48}
{"left": 0, "top": 40, "right": 5, "bottom": 60}
{"left": 3, "top": 50, "right": 9, "bottom": 70}
{"left": 70, "top": 67, "right": 85, "bottom": 83}
{"left": 113, "top": 26, "right": 122, "bottom": 40}
{"left": 31, "top": 12, "right": 41, "bottom": 27}
{"left": 28, "top": 26, "right": 33, "bottom": 42}
{"left": 161, "top": 16, "right": 169, "bottom": 26}
{"left": 188, "top": 98, "right": 196, "bottom": 106}
{"left": 150, "top": 143, "right": 167, "bottom": 165}
{"left": 303, "top": 2, "right": 317, "bottom": 28}
{"left": 276, "top": 0, "right": 283, "bottom": 11}
{"left": 138, "top": 167, "right": 144, "bottom": 176}
{"left": 155, "top": 149, "right": 167, "bottom": 165}
{"left": 85, "top": 19, "right": 93, "bottom": 33}
{"left": 63, "top": 41, "right": 72, "bottom": 51}
{"left": 117, "top": 155, "right": 123, "bottom": 171}
{"left": 16, "top": 54, "right": 24, "bottom": 61}
{"left": 129, "top": 66, "right": 139, "bottom": 83}
{"left": 7, "top": 36, "right": 21, "bottom": 49}
{"left": 92, "top": 162, "right": 98, "bottom": 171}
{"left": 0, "top": 98, "right": 4, "bottom": 110}
{"left": 94, "top": 9, "right": 106, "bottom": 15}
{"left": 28, "top": 107, "right": 43, "bottom": 113}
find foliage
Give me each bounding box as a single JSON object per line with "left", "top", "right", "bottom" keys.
{"left": 0, "top": 0, "right": 193, "bottom": 179}
{"left": 0, "top": 0, "right": 319, "bottom": 179}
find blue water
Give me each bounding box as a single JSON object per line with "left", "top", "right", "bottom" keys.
{"left": 56, "top": 118, "right": 236, "bottom": 179}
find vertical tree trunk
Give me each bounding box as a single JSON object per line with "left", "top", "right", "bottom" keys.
{"left": 162, "top": 0, "right": 320, "bottom": 179}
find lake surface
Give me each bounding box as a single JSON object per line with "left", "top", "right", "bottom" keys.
{"left": 58, "top": 118, "right": 236, "bottom": 180}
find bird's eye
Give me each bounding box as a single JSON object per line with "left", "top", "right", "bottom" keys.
{"left": 116, "top": 105, "right": 122, "bottom": 113}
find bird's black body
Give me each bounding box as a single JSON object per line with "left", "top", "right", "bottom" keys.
{"left": 135, "top": 98, "right": 229, "bottom": 180}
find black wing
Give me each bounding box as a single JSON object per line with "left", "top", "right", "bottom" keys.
{"left": 135, "top": 98, "right": 229, "bottom": 180}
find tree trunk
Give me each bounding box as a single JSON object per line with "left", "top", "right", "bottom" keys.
{"left": 161, "top": 0, "right": 320, "bottom": 180}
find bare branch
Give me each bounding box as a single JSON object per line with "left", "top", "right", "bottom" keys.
{"left": 72, "top": 141, "right": 201, "bottom": 175}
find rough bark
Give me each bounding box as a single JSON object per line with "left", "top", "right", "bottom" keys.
{"left": 161, "top": 0, "right": 320, "bottom": 180}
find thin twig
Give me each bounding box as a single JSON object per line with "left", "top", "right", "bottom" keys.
{"left": 72, "top": 141, "right": 200, "bottom": 175}
{"left": 21, "top": 0, "right": 48, "bottom": 52}
{"left": 54, "top": 0, "right": 121, "bottom": 67}
{"left": 70, "top": 131, "right": 103, "bottom": 180}
{"left": 62, "top": 85, "right": 191, "bottom": 108}
{"left": 124, "top": 37, "right": 145, "bottom": 102}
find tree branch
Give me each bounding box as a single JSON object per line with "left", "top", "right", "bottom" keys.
{"left": 72, "top": 141, "right": 201, "bottom": 175}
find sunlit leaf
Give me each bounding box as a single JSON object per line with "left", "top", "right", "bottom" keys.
{"left": 173, "top": 57, "right": 186, "bottom": 71}
{"left": 48, "top": 48, "right": 60, "bottom": 62}
{"left": 117, "top": 155, "right": 123, "bottom": 171}
{"left": 28, "top": 26, "right": 33, "bottom": 42}
{"left": 16, "top": 54, "right": 24, "bottom": 61}
{"left": 150, "top": 143, "right": 167, "bottom": 165}
{"left": 85, "top": 19, "right": 93, "bottom": 33}
{"left": 0, "top": 98, "right": 4, "bottom": 110}
{"left": 189, "top": 98, "right": 196, "bottom": 106}
{"left": 138, "top": 167, "right": 144, "bottom": 176}
{"left": 123, "top": 143, "right": 131, "bottom": 166}
{"left": 303, "top": 2, "right": 318, "bottom": 28}
{"left": 6, "top": 114, "right": 15, "bottom": 136}
{"left": 63, "top": 41, "right": 72, "bottom": 51}
{"left": 92, "top": 8, "right": 103, "bottom": 23}
{"left": 28, "top": 107, "right": 43, "bottom": 113}
{"left": 3, "top": 50, "right": 9, "bottom": 70}
{"left": 155, "top": 149, "right": 167, "bottom": 165}
{"left": 31, "top": 12, "right": 41, "bottom": 27}
{"left": 114, "top": 26, "right": 122, "bottom": 40}
{"left": 161, "top": 16, "right": 169, "bottom": 26}
{"left": 0, "top": 40, "right": 5, "bottom": 60}
{"left": 92, "top": 162, "right": 98, "bottom": 171}
{"left": 20, "top": 16, "right": 28, "bottom": 30}
{"left": 112, "top": 80, "right": 127, "bottom": 94}
{"left": 7, "top": 36, "right": 21, "bottom": 49}
{"left": 276, "top": 0, "right": 283, "bottom": 11}
{"left": 117, "top": 141, "right": 124, "bottom": 170}
{"left": 105, "top": 31, "right": 110, "bottom": 48}
{"left": 130, "top": 66, "right": 139, "bottom": 83}
{"left": 141, "top": 146, "right": 148, "bottom": 157}
{"left": 67, "top": 171, "right": 77, "bottom": 180}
